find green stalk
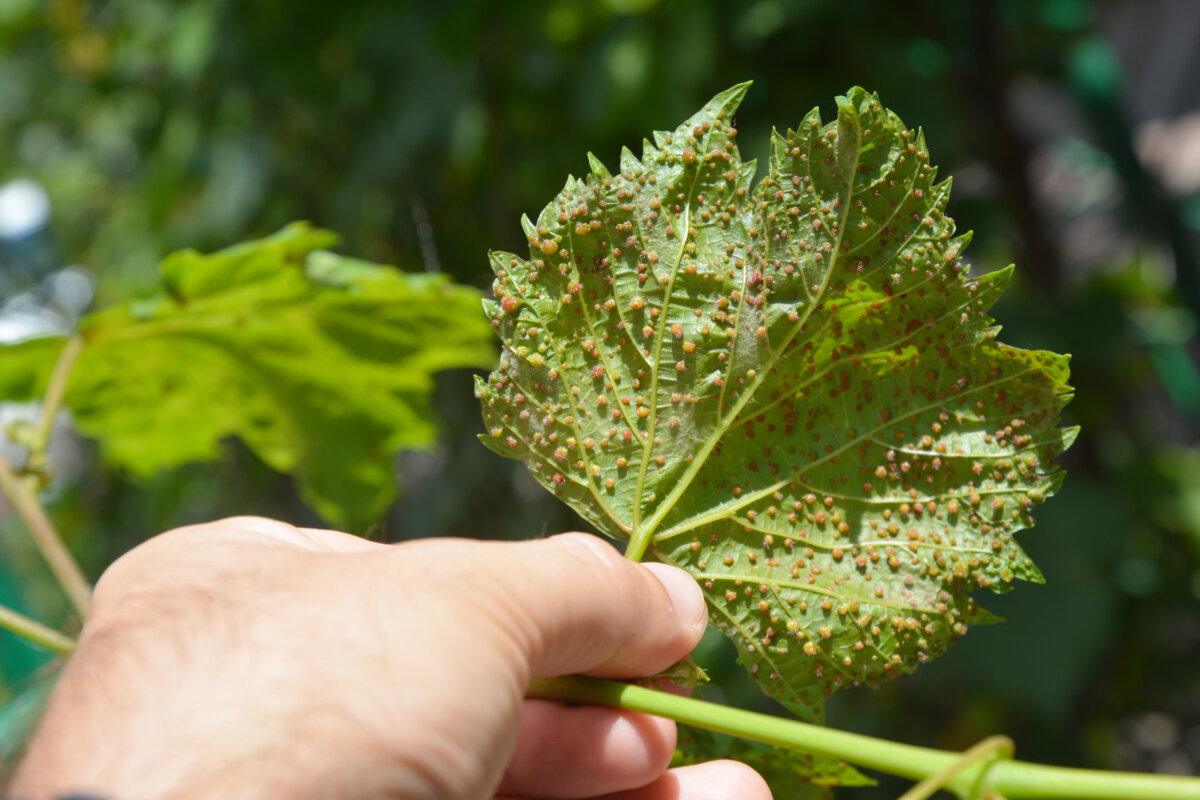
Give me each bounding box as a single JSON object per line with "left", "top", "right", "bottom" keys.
{"left": 0, "top": 603, "right": 75, "bottom": 654}
{"left": 0, "top": 457, "right": 91, "bottom": 618}
{"left": 528, "top": 676, "right": 1200, "bottom": 800}
{"left": 0, "top": 333, "right": 92, "bottom": 619}
{"left": 624, "top": 529, "right": 652, "bottom": 562}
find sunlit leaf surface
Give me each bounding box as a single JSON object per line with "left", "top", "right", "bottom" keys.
{"left": 0, "top": 224, "right": 494, "bottom": 531}
{"left": 476, "top": 86, "right": 1073, "bottom": 721}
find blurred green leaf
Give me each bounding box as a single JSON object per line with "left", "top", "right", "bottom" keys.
{"left": 0, "top": 671, "right": 55, "bottom": 763}
{"left": 1148, "top": 448, "right": 1200, "bottom": 558}
{"left": 673, "top": 724, "right": 875, "bottom": 798}
{"left": 0, "top": 223, "right": 495, "bottom": 531}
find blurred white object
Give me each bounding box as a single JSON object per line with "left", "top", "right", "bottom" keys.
{"left": 0, "top": 404, "right": 81, "bottom": 499}
{"left": 0, "top": 179, "right": 86, "bottom": 510}
{"left": 1136, "top": 113, "right": 1200, "bottom": 196}
{"left": 0, "top": 179, "right": 50, "bottom": 241}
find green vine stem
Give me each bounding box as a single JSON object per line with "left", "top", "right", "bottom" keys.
{"left": 0, "top": 603, "right": 76, "bottom": 654}
{"left": 528, "top": 676, "right": 1200, "bottom": 800}
{"left": 0, "top": 456, "right": 90, "bottom": 618}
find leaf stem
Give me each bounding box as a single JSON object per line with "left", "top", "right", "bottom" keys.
{"left": 527, "top": 676, "right": 1200, "bottom": 800}
{"left": 0, "top": 603, "right": 76, "bottom": 653}
{"left": 624, "top": 530, "right": 651, "bottom": 562}
{"left": 0, "top": 456, "right": 91, "bottom": 618}
{"left": 32, "top": 334, "right": 84, "bottom": 454}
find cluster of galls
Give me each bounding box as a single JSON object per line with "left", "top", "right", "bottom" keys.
{"left": 477, "top": 85, "right": 1073, "bottom": 725}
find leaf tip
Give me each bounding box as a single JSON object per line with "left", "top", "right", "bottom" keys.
{"left": 689, "top": 82, "right": 753, "bottom": 130}
{"left": 991, "top": 262, "right": 1017, "bottom": 285}
{"left": 713, "top": 80, "right": 752, "bottom": 109}
{"left": 586, "top": 152, "right": 611, "bottom": 178}
{"left": 1061, "top": 424, "right": 1082, "bottom": 451}
{"left": 834, "top": 86, "right": 876, "bottom": 117}
{"left": 620, "top": 146, "right": 642, "bottom": 174}
{"left": 520, "top": 214, "right": 537, "bottom": 240}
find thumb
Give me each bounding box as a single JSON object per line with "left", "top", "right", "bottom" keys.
{"left": 485, "top": 533, "right": 708, "bottom": 679}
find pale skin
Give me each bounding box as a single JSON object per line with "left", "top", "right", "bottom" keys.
{"left": 10, "top": 517, "right": 771, "bottom": 800}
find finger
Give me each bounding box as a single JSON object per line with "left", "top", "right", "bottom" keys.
{"left": 498, "top": 699, "right": 676, "bottom": 799}
{"left": 591, "top": 760, "right": 772, "bottom": 800}
{"left": 477, "top": 532, "right": 708, "bottom": 678}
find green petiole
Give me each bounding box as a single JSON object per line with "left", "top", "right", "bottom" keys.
{"left": 528, "top": 676, "right": 1200, "bottom": 800}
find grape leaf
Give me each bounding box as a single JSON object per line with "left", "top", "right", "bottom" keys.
{"left": 672, "top": 725, "right": 875, "bottom": 798}
{"left": 0, "top": 223, "right": 494, "bottom": 531}
{"left": 476, "top": 85, "right": 1074, "bottom": 722}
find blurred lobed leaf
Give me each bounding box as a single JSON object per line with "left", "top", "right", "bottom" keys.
{"left": 0, "top": 223, "right": 494, "bottom": 531}
{"left": 1147, "top": 447, "right": 1200, "bottom": 559}
{"left": 477, "top": 86, "right": 1073, "bottom": 722}
{"left": 672, "top": 725, "right": 875, "bottom": 798}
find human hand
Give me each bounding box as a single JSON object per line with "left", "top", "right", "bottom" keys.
{"left": 10, "top": 517, "right": 770, "bottom": 800}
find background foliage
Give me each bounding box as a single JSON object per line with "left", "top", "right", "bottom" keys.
{"left": 1, "top": 0, "right": 1198, "bottom": 793}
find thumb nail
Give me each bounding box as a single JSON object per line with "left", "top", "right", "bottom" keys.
{"left": 643, "top": 563, "right": 708, "bottom": 634}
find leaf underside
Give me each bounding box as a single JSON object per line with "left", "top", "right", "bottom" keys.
{"left": 0, "top": 223, "right": 494, "bottom": 531}
{"left": 476, "top": 85, "right": 1074, "bottom": 723}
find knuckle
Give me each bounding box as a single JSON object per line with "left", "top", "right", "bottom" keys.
{"left": 208, "top": 515, "right": 298, "bottom": 535}
{"left": 550, "top": 531, "right": 623, "bottom": 568}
